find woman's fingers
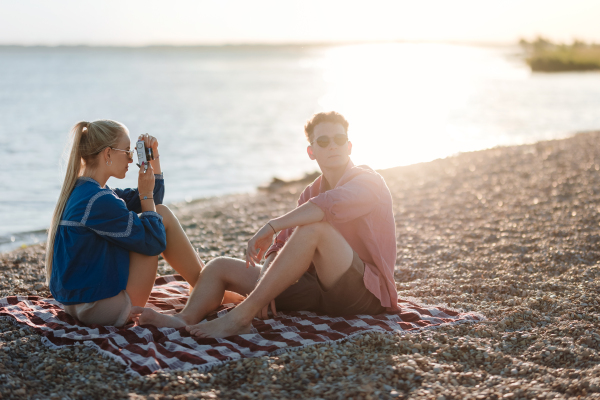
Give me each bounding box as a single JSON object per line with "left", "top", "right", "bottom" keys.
{"left": 138, "top": 134, "right": 147, "bottom": 146}
{"left": 150, "top": 136, "right": 159, "bottom": 151}
{"left": 138, "top": 133, "right": 158, "bottom": 151}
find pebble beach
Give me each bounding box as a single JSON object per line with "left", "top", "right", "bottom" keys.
{"left": 1, "top": 132, "right": 600, "bottom": 399}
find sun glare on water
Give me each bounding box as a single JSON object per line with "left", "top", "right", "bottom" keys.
{"left": 318, "top": 43, "right": 529, "bottom": 170}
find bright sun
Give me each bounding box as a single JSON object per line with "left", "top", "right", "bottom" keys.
{"left": 317, "top": 43, "right": 529, "bottom": 169}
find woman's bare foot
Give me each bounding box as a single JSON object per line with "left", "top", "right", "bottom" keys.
{"left": 185, "top": 312, "right": 251, "bottom": 338}
{"left": 131, "top": 306, "right": 189, "bottom": 328}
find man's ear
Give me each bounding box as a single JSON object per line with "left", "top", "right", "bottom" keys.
{"left": 307, "top": 145, "right": 316, "bottom": 160}
{"left": 347, "top": 141, "right": 352, "bottom": 155}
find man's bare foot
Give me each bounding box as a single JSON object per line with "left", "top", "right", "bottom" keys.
{"left": 186, "top": 312, "right": 251, "bottom": 338}
{"left": 131, "top": 306, "right": 188, "bottom": 329}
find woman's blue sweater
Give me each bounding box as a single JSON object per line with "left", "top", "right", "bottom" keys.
{"left": 50, "top": 174, "right": 166, "bottom": 305}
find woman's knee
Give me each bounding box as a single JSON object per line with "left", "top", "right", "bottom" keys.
{"left": 203, "top": 257, "right": 247, "bottom": 281}
{"left": 155, "top": 204, "right": 176, "bottom": 227}
{"left": 155, "top": 204, "right": 172, "bottom": 218}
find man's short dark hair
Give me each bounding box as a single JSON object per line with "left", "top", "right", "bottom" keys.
{"left": 304, "top": 111, "right": 349, "bottom": 143}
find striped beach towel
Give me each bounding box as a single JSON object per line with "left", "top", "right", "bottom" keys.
{"left": 0, "top": 275, "right": 484, "bottom": 376}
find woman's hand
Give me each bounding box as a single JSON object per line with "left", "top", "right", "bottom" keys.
{"left": 245, "top": 223, "right": 276, "bottom": 268}
{"left": 139, "top": 133, "right": 161, "bottom": 174}
{"left": 138, "top": 160, "right": 155, "bottom": 195}
{"left": 139, "top": 133, "right": 159, "bottom": 155}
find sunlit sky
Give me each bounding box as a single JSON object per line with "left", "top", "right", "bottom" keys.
{"left": 1, "top": 0, "right": 600, "bottom": 46}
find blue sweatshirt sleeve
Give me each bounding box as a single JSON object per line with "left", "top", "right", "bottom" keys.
{"left": 81, "top": 190, "right": 167, "bottom": 256}
{"left": 111, "top": 173, "right": 165, "bottom": 213}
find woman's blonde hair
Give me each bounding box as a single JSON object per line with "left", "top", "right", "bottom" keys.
{"left": 45, "top": 120, "right": 128, "bottom": 284}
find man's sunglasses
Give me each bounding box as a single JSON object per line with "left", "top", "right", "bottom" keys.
{"left": 311, "top": 134, "right": 348, "bottom": 148}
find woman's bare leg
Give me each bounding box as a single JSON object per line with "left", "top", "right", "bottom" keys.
{"left": 126, "top": 251, "right": 159, "bottom": 307}
{"left": 156, "top": 204, "right": 203, "bottom": 286}
{"left": 126, "top": 204, "right": 202, "bottom": 310}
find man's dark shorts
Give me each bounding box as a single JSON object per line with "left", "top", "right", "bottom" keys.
{"left": 274, "top": 250, "right": 385, "bottom": 316}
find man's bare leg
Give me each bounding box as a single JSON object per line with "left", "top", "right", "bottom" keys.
{"left": 131, "top": 257, "right": 261, "bottom": 328}
{"left": 187, "top": 221, "right": 354, "bottom": 338}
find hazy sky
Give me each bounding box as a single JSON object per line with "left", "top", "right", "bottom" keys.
{"left": 1, "top": 0, "right": 599, "bottom": 46}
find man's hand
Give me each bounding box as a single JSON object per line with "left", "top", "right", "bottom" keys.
{"left": 255, "top": 299, "right": 277, "bottom": 320}
{"left": 246, "top": 223, "right": 276, "bottom": 268}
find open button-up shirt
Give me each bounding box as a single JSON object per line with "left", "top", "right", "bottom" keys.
{"left": 266, "top": 160, "right": 399, "bottom": 310}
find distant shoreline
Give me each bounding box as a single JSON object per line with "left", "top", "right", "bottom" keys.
{"left": 0, "top": 41, "right": 518, "bottom": 50}
{"left": 520, "top": 38, "right": 600, "bottom": 72}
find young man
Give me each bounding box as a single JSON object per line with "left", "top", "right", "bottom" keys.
{"left": 132, "top": 111, "right": 399, "bottom": 338}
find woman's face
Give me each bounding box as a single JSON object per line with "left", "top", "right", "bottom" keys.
{"left": 109, "top": 131, "right": 134, "bottom": 179}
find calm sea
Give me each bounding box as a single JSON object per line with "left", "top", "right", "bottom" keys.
{"left": 1, "top": 43, "right": 600, "bottom": 251}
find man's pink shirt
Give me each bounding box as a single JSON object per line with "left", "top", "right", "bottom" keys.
{"left": 266, "top": 159, "right": 399, "bottom": 310}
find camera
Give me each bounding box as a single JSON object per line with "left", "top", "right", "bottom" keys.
{"left": 136, "top": 138, "right": 154, "bottom": 172}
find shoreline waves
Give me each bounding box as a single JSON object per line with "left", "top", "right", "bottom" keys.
{"left": 1, "top": 132, "right": 600, "bottom": 399}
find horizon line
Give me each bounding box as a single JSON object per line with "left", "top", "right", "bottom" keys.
{"left": 0, "top": 39, "right": 518, "bottom": 49}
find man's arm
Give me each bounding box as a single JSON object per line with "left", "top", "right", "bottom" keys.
{"left": 268, "top": 201, "right": 324, "bottom": 233}
{"left": 264, "top": 185, "right": 313, "bottom": 259}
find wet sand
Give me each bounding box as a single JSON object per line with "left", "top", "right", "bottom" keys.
{"left": 1, "top": 132, "right": 599, "bottom": 399}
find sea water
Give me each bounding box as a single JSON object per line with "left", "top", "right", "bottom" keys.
{"left": 1, "top": 43, "right": 600, "bottom": 251}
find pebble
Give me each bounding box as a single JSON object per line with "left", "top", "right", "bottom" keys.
{"left": 1, "top": 133, "right": 600, "bottom": 399}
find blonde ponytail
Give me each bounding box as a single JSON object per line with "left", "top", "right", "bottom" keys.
{"left": 45, "top": 120, "right": 127, "bottom": 284}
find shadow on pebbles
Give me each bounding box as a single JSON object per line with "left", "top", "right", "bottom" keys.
{"left": 1, "top": 132, "right": 600, "bottom": 399}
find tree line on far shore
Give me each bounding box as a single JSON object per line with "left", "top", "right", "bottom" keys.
{"left": 520, "top": 37, "right": 600, "bottom": 72}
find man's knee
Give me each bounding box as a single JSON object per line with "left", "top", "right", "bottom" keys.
{"left": 294, "top": 221, "right": 332, "bottom": 238}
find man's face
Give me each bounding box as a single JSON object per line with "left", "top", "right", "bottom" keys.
{"left": 307, "top": 122, "right": 352, "bottom": 169}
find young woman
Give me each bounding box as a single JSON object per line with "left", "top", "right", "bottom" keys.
{"left": 46, "top": 120, "right": 207, "bottom": 327}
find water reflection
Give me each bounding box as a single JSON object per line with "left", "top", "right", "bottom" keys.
{"left": 1, "top": 43, "right": 600, "bottom": 240}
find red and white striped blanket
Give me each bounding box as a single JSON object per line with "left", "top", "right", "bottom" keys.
{"left": 0, "top": 275, "right": 484, "bottom": 376}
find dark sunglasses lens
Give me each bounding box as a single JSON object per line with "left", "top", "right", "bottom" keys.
{"left": 334, "top": 134, "right": 348, "bottom": 146}
{"left": 316, "top": 136, "right": 330, "bottom": 148}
